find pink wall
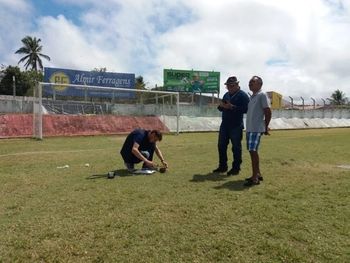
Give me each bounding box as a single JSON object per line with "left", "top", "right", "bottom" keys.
{"left": 0, "top": 114, "right": 169, "bottom": 138}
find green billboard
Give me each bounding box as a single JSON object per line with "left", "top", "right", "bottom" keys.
{"left": 163, "top": 69, "right": 220, "bottom": 93}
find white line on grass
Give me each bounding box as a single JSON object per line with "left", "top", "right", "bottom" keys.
{"left": 0, "top": 148, "right": 109, "bottom": 158}
{"left": 337, "top": 165, "right": 350, "bottom": 170}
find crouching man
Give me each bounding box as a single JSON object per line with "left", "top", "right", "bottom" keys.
{"left": 120, "top": 129, "right": 168, "bottom": 172}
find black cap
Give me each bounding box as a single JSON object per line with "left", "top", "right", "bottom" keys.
{"left": 224, "top": 76, "right": 239, "bottom": 85}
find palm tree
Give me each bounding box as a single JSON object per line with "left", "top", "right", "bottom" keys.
{"left": 135, "top": 75, "right": 146, "bottom": 89}
{"left": 15, "top": 36, "right": 50, "bottom": 71}
{"left": 330, "top": 89, "right": 347, "bottom": 105}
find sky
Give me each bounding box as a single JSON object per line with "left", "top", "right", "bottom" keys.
{"left": 1, "top": 0, "right": 349, "bottom": 103}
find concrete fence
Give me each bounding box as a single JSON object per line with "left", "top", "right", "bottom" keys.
{"left": 1, "top": 98, "right": 350, "bottom": 133}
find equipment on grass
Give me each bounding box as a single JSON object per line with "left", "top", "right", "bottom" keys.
{"left": 57, "top": 164, "right": 69, "bottom": 169}
{"left": 159, "top": 167, "right": 167, "bottom": 173}
{"left": 107, "top": 171, "right": 116, "bottom": 179}
{"left": 132, "top": 169, "right": 156, "bottom": 175}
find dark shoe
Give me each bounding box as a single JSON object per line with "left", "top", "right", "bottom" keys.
{"left": 244, "top": 178, "right": 260, "bottom": 186}
{"left": 227, "top": 168, "right": 240, "bottom": 176}
{"left": 124, "top": 162, "right": 135, "bottom": 172}
{"left": 212, "top": 167, "right": 228, "bottom": 173}
{"left": 245, "top": 176, "right": 263, "bottom": 181}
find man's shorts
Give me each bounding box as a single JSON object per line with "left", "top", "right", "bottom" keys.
{"left": 246, "top": 132, "right": 262, "bottom": 151}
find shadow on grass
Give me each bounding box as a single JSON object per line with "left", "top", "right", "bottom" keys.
{"left": 190, "top": 173, "right": 228, "bottom": 182}
{"left": 86, "top": 169, "right": 132, "bottom": 180}
{"left": 190, "top": 173, "right": 248, "bottom": 191}
{"left": 213, "top": 180, "right": 248, "bottom": 191}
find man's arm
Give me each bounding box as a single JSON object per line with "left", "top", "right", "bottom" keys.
{"left": 241, "top": 93, "right": 250, "bottom": 114}
{"left": 131, "top": 142, "right": 154, "bottom": 167}
{"left": 155, "top": 145, "right": 168, "bottom": 168}
{"left": 219, "top": 93, "right": 249, "bottom": 112}
{"left": 218, "top": 100, "right": 232, "bottom": 110}
{"left": 263, "top": 107, "right": 272, "bottom": 135}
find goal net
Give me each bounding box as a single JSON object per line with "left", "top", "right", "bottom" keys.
{"left": 33, "top": 82, "right": 180, "bottom": 139}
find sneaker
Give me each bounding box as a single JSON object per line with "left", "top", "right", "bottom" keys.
{"left": 227, "top": 168, "right": 240, "bottom": 176}
{"left": 212, "top": 167, "right": 228, "bottom": 173}
{"left": 244, "top": 178, "right": 260, "bottom": 187}
{"left": 245, "top": 176, "right": 263, "bottom": 181}
{"left": 124, "top": 162, "right": 135, "bottom": 172}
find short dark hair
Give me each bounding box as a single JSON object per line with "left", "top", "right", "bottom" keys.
{"left": 150, "top": 130, "right": 162, "bottom": 141}
{"left": 252, "top": 76, "right": 263, "bottom": 87}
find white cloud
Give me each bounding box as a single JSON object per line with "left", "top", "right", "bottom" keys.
{"left": 152, "top": 0, "right": 350, "bottom": 100}
{"left": 1, "top": 0, "right": 350, "bottom": 100}
{"left": 0, "top": 0, "right": 30, "bottom": 11}
{"left": 36, "top": 15, "right": 125, "bottom": 71}
{"left": 0, "top": 0, "right": 33, "bottom": 64}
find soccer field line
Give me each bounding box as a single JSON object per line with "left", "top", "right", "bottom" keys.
{"left": 0, "top": 148, "right": 109, "bottom": 158}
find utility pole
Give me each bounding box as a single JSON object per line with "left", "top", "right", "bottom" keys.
{"left": 12, "top": 75, "right": 16, "bottom": 99}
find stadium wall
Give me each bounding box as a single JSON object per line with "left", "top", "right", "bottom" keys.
{"left": 1, "top": 98, "right": 350, "bottom": 138}
{"left": 160, "top": 115, "right": 350, "bottom": 132}
{"left": 1, "top": 98, "right": 350, "bottom": 119}
{"left": 0, "top": 114, "right": 168, "bottom": 138}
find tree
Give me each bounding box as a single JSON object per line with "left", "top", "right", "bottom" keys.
{"left": 15, "top": 36, "right": 50, "bottom": 71}
{"left": 330, "top": 89, "right": 347, "bottom": 105}
{"left": 22, "top": 70, "right": 44, "bottom": 96}
{"left": 135, "top": 75, "right": 146, "bottom": 89}
{"left": 0, "top": 66, "right": 43, "bottom": 96}
{"left": 91, "top": 67, "right": 107, "bottom": 73}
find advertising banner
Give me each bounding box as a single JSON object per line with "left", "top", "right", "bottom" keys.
{"left": 163, "top": 69, "right": 220, "bottom": 93}
{"left": 43, "top": 67, "right": 135, "bottom": 98}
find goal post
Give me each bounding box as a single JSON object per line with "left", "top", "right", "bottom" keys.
{"left": 33, "top": 82, "right": 43, "bottom": 139}
{"left": 33, "top": 82, "right": 180, "bottom": 139}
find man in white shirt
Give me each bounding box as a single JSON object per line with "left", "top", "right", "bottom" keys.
{"left": 245, "top": 76, "right": 272, "bottom": 186}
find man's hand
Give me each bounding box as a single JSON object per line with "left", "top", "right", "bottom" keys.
{"left": 144, "top": 159, "right": 155, "bottom": 168}
{"left": 219, "top": 101, "right": 235, "bottom": 109}
{"left": 161, "top": 160, "right": 168, "bottom": 168}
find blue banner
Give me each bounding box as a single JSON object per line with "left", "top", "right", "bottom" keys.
{"left": 43, "top": 67, "right": 135, "bottom": 98}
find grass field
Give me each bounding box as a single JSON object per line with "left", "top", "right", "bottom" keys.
{"left": 0, "top": 128, "right": 349, "bottom": 262}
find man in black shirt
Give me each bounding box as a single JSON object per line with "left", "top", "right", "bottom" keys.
{"left": 120, "top": 129, "right": 168, "bottom": 172}
{"left": 213, "top": 76, "right": 249, "bottom": 176}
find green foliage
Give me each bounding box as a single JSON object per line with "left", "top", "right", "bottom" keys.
{"left": 0, "top": 129, "right": 349, "bottom": 262}
{"left": 15, "top": 36, "right": 50, "bottom": 71}
{"left": 91, "top": 67, "right": 107, "bottom": 73}
{"left": 22, "top": 69, "right": 44, "bottom": 96}
{"left": 0, "top": 66, "right": 43, "bottom": 96}
{"left": 330, "top": 89, "right": 347, "bottom": 105}
{"left": 135, "top": 75, "right": 145, "bottom": 89}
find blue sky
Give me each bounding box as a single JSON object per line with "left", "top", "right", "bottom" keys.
{"left": 1, "top": 0, "right": 350, "bottom": 101}
{"left": 33, "top": 1, "right": 82, "bottom": 25}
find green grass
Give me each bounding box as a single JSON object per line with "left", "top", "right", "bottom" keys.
{"left": 0, "top": 129, "right": 349, "bottom": 262}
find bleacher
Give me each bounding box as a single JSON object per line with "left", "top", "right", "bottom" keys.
{"left": 42, "top": 99, "right": 106, "bottom": 115}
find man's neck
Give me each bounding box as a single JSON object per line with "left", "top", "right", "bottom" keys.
{"left": 252, "top": 89, "right": 261, "bottom": 95}
{"left": 229, "top": 89, "right": 240, "bottom": 95}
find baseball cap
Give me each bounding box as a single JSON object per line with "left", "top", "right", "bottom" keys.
{"left": 224, "top": 76, "right": 239, "bottom": 85}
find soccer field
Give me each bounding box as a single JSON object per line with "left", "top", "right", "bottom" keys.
{"left": 0, "top": 129, "right": 349, "bottom": 262}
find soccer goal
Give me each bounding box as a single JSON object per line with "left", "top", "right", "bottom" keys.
{"left": 33, "top": 82, "right": 180, "bottom": 139}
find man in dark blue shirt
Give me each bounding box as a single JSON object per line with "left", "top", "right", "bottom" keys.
{"left": 213, "top": 76, "right": 249, "bottom": 175}
{"left": 120, "top": 129, "right": 168, "bottom": 172}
